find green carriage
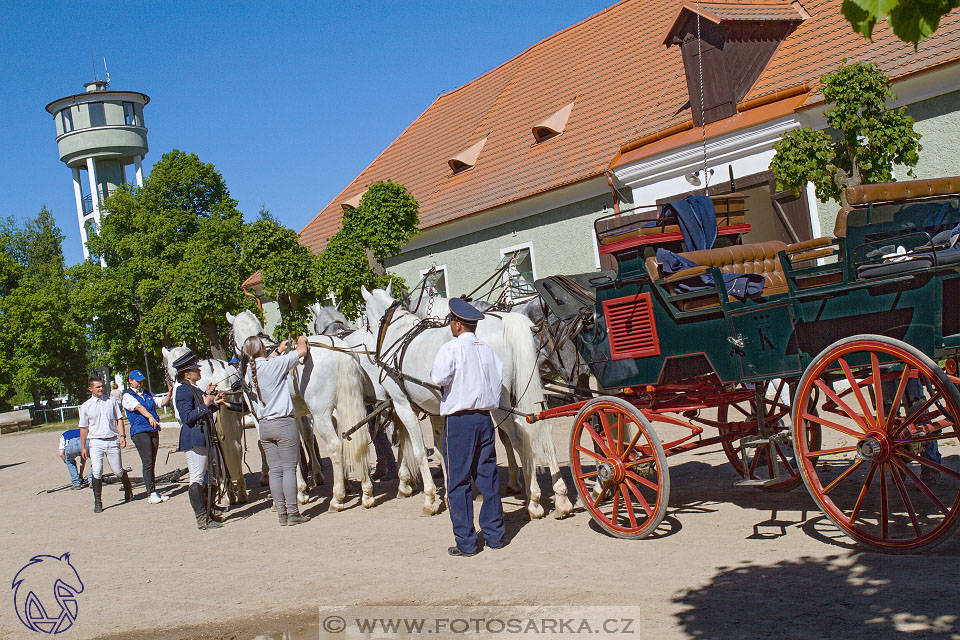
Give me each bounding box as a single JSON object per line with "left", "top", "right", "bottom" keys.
{"left": 533, "top": 176, "right": 960, "bottom": 552}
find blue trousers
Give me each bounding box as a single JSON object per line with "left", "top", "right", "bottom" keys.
{"left": 62, "top": 437, "right": 91, "bottom": 486}
{"left": 442, "top": 410, "right": 505, "bottom": 553}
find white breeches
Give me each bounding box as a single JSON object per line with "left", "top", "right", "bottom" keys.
{"left": 89, "top": 438, "right": 123, "bottom": 479}
{"left": 185, "top": 446, "right": 208, "bottom": 485}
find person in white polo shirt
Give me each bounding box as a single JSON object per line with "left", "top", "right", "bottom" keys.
{"left": 79, "top": 376, "right": 133, "bottom": 513}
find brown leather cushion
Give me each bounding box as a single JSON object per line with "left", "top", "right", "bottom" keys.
{"left": 834, "top": 206, "right": 854, "bottom": 238}
{"left": 845, "top": 176, "right": 960, "bottom": 206}
{"left": 647, "top": 240, "right": 789, "bottom": 309}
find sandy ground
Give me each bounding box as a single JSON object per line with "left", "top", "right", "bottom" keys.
{"left": 2, "top": 416, "right": 958, "bottom": 640}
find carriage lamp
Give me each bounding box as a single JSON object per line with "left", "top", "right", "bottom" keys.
{"left": 132, "top": 295, "right": 154, "bottom": 394}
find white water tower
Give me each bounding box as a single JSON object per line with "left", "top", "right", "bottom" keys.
{"left": 46, "top": 80, "right": 150, "bottom": 263}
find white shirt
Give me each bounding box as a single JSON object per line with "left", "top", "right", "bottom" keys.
{"left": 78, "top": 395, "right": 123, "bottom": 439}
{"left": 246, "top": 351, "right": 300, "bottom": 421}
{"left": 431, "top": 332, "right": 503, "bottom": 416}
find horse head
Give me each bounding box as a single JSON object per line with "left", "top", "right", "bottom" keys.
{"left": 161, "top": 345, "right": 191, "bottom": 387}
{"left": 361, "top": 286, "right": 397, "bottom": 333}
{"left": 225, "top": 310, "right": 270, "bottom": 356}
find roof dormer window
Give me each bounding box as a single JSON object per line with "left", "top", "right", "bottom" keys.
{"left": 340, "top": 189, "right": 366, "bottom": 211}
{"left": 532, "top": 101, "right": 574, "bottom": 143}
{"left": 448, "top": 137, "right": 487, "bottom": 174}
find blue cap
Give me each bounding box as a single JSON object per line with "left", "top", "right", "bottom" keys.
{"left": 127, "top": 370, "right": 147, "bottom": 381}
{"left": 171, "top": 351, "right": 200, "bottom": 373}
{"left": 448, "top": 298, "right": 484, "bottom": 322}
{"left": 229, "top": 356, "right": 239, "bottom": 365}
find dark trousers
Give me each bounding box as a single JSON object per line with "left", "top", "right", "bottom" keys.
{"left": 132, "top": 431, "right": 159, "bottom": 495}
{"left": 442, "top": 410, "right": 505, "bottom": 553}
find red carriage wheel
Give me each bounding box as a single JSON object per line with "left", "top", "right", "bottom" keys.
{"left": 570, "top": 396, "right": 669, "bottom": 539}
{"left": 793, "top": 335, "right": 960, "bottom": 552}
{"left": 718, "top": 380, "right": 820, "bottom": 492}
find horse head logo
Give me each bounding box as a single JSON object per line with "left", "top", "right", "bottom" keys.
{"left": 11, "top": 553, "right": 83, "bottom": 634}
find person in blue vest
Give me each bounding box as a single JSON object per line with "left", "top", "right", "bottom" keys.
{"left": 172, "top": 350, "right": 227, "bottom": 530}
{"left": 430, "top": 298, "right": 506, "bottom": 556}
{"left": 121, "top": 369, "right": 172, "bottom": 504}
{"left": 58, "top": 428, "right": 89, "bottom": 489}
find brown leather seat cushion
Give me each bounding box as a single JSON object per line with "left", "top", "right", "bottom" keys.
{"left": 645, "top": 240, "right": 789, "bottom": 309}
{"left": 845, "top": 176, "right": 960, "bottom": 206}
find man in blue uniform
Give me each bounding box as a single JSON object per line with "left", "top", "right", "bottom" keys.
{"left": 431, "top": 298, "right": 506, "bottom": 556}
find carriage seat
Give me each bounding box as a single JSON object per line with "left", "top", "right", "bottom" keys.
{"left": 645, "top": 240, "right": 789, "bottom": 310}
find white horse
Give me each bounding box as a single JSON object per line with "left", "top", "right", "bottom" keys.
{"left": 161, "top": 346, "right": 248, "bottom": 505}
{"left": 308, "top": 303, "right": 437, "bottom": 514}
{"left": 363, "top": 285, "right": 573, "bottom": 519}
{"left": 226, "top": 310, "right": 373, "bottom": 511}
{"left": 308, "top": 302, "right": 351, "bottom": 336}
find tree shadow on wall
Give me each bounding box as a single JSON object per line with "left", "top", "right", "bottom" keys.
{"left": 673, "top": 543, "right": 960, "bottom": 639}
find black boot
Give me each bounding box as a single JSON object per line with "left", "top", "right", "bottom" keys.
{"left": 189, "top": 483, "right": 221, "bottom": 530}
{"left": 120, "top": 471, "right": 134, "bottom": 503}
{"left": 92, "top": 478, "right": 103, "bottom": 513}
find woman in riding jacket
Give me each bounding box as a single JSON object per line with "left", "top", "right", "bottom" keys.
{"left": 172, "top": 350, "right": 226, "bottom": 530}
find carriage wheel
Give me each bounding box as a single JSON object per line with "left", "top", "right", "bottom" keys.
{"left": 570, "top": 396, "right": 670, "bottom": 539}
{"left": 718, "top": 380, "right": 820, "bottom": 492}
{"left": 794, "top": 335, "right": 960, "bottom": 552}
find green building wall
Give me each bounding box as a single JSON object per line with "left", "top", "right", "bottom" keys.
{"left": 814, "top": 90, "right": 960, "bottom": 236}
{"left": 385, "top": 194, "right": 614, "bottom": 297}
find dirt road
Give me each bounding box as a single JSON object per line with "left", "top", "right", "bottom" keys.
{"left": 1, "top": 420, "right": 957, "bottom": 640}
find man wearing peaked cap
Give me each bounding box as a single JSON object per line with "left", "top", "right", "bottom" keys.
{"left": 431, "top": 298, "right": 506, "bottom": 557}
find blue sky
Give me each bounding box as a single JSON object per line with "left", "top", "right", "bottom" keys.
{"left": 2, "top": 1, "right": 614, "bottom": 265}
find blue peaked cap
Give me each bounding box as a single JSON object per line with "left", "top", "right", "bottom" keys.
{"left": 448, "top": 298, "right": 484, "bottom": 322}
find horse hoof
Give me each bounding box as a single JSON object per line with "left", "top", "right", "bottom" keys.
{"left": 421, "top": 503, "right": 440, "bottom": 517}
{"left": 504, "top": 483, "right": 522, "bottom": 496}
{"left": 527, "top": 503, "right": 545, "bottom": 520}
{"left": 259, "top": 478, "right": 270, "bottom": 487}
{"left": 397, "top": 484, "right": 414, "bottom": 498}
{"left": 329, "top": 501, "right": 346, "bottom": 512}
{"left": 297, "top": 493, "right": 311, "bottom": 505}
{"left": 362, "top": 496, "right": 376, "bottom": 509}
{"left": 554, "top": 496, "right": 574, "bottom": 519}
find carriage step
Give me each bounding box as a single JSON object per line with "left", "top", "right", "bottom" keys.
{"left": 734, "top": 478, "right": 779, "bottom": 488}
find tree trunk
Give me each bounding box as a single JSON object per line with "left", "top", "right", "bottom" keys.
{"left": 200, "top": 317, "right": 227, "bottom": 360}
{"left": 364, "top": 247, "right": 386, "bottom": 279}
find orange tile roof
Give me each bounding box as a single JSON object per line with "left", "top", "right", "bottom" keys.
{"left": 698, "top": 1, "right": 805, "bottom": 22}
{"left": 300, "top": 0, "right": 960, "bottom": 251}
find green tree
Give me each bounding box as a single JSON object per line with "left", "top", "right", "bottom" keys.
{"left": 76, "top": 150, "right": 253, "bottom": 367}
{"left": 843, "top": 0, "right": 959, "bottom": 45}
{"left": 316, "top": 181, "right": 419, "bottom": 319}
{"left": 0, "top": 208, "right": 88, "bottom": 409}
{"left": 771, "top": 61, "right": 922, "bottom": 206}
{"left": 241, "top": 208, "right": 322, "bottom": 338}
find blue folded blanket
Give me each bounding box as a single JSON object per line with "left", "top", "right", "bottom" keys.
{"left": 656, "top": 248, "right": 765, "bottom": 300}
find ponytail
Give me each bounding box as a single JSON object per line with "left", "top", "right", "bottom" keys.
{"left": 241, "top": 336, "right": 265, "bottom": 403}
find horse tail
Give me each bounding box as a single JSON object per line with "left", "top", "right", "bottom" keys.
{"left": 500, "top": 312, "right": 552, "bottom": 466}
{"left": 336, "top": 354, "right": 371, "bottom": 480}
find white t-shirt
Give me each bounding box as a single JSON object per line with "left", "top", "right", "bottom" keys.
{"left": 246, "top": 351, "right": 300, "bottom": 421}
{"left": 431, "top": 332, "right": 503, "bottom": 416}
{"left": 78, "top": 395, "right": 123, "bottom": 439}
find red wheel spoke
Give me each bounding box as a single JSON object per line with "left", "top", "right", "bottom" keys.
{"left": 622, "top": 422, "right": 644, "bottom": 460}
{"left": 765, "top": 445, "right": 776, "bottom": 479}
{"left": 814, "top": 379, "right": 870, "bottom": 431}
{"left": 822, "top": 458, "right": 864, "bottom": 494}
{"left": 747, "top": 446, "right": 762, "bottom": 477}
{"left": 805, "top": 445, "right": 857, "bottom": 458}
{"left": 884, "top": 366, "right": 911, "bottom": 431}
{"left": 891, "top": 456, "right": 949, "bottom": 517}
{"left": 894, "top": 431, "right": 959, "bottom": 446}
{"left": 839, "top": 357, "right": 877, "bottom": 429}
{"left": 879, "top": 466, "right": 889, "bottom": 540}
{"left": 801, "top": 411, "right": 863, "bottom": 439}
{"left": 889, "top": 463, "right": 922, "bottom": 536}
{"left": 893, "top": 392, "right": 942, "bottom": 438}
{"left": 774, "top": 442, "right": 795, "bottom": 474}
{"left": 615, "top": 412, "right": 625, "bottom": 457}
{"left": 582, "top": 423, "right": 610, "bottom": 456}
{"left": 625, "top": 479, "right": 654, "bottom": 517}
{"left": 609, "top": 485, "right": 621, "bottom": 522}
{"left": 574, "top": 445, "right": 605, "bottom": 463}
{"left": 871, "top": 353, "right": 885, "bottom": 430}
{"left": 620, "top": 483, "right": 639, "bottom": 529}
{"left": 577, "top": 470, "right": 598, "bottom": 480}
{"left": 898, "top": 449, "right": 960, "bottom": 482}
{"left": 624, "top": 468, "right": 659, "bottom": 492}
{"left": 622, "top": 455, "right": 656, "bottom": 468}
{"left": 598, "top": 412, "right": 616, "bottom": 455}
{"left": 850, "top": 463, "right": 878, "bottom": 523}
